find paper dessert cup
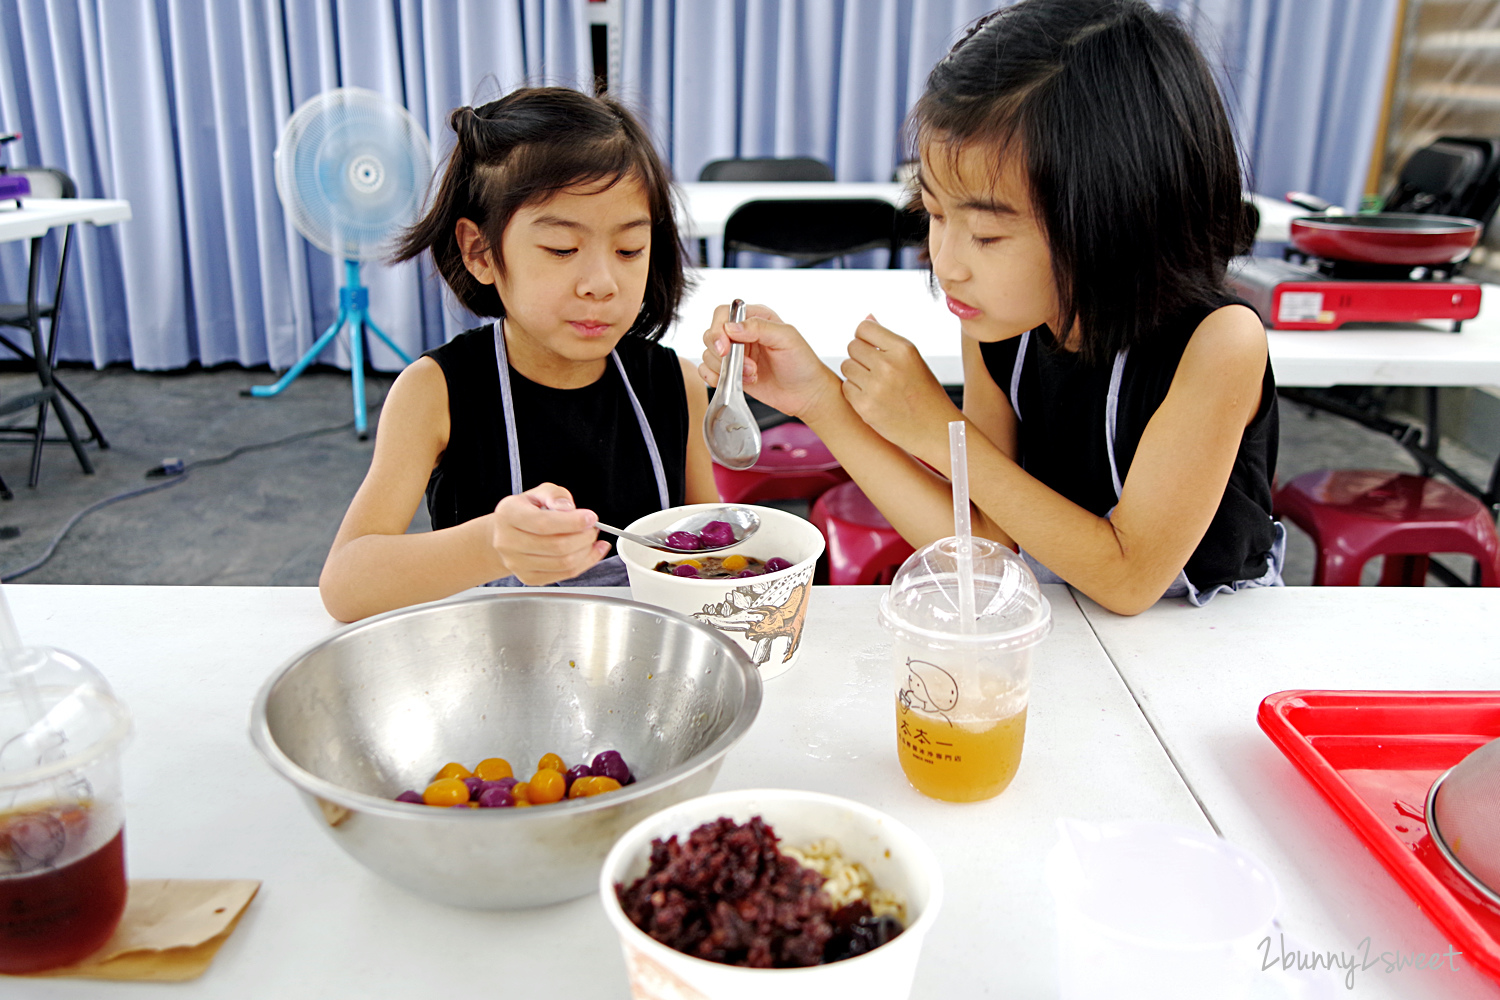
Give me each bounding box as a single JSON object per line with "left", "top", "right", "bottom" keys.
{"left": 619, "top": 504, "right": 824, "bottom": 680}
{"left": 600, "top": 788, "right": 943, "bottom": 1000}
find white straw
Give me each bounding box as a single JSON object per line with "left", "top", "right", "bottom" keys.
{"left": 0, "top": 582, "right": 43, "bottom": 727}
{"left": 0, "top": 584, "right": 21, "bottom": 657}
{"left": 949, "top": 420, "right": 976, "bottom": 632}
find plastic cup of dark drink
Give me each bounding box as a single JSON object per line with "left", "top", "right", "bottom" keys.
{"left": 0, "top": 646, "right": 132, "bottom": 973}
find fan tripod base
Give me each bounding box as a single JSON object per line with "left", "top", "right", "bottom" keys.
{"left": 245, "top": 260, "right": 412, "bottom": 438}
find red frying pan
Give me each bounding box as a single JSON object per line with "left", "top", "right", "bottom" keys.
{"left": 1284, "top": 192, "right": 1482, "bottom": 266}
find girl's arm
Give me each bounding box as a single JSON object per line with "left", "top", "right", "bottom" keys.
{"left": 678, "top": 356, "right": 720, "bottom": 503}
{"left": 318, "top": 358, "right": 607, "bottom": 622}
{"left": 846, "top": 305, "right": 1269, "bottom": 615}
{"left": 708, "top": 302, "right": 1268, "bottom": 615}
{"left": 700, "top": 305, "right": 987, "bottom": 547}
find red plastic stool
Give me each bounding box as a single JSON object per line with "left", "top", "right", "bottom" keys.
{"left": 1274, "top": 469, "right": 1500, "bottom": 586}
{"left": 713, "top": 421, "right": 850, "bottom": 504}
{"left": 810, "top": 481, "right": 916, "bottom": 586}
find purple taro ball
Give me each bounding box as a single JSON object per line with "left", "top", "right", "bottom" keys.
{"left": 395, "top": 790, "right": 424, "bottom": 804}
{"left": 672, "top": 564, "right": 700, "bottom": 578}
{"left": 699, "top": 520, "right": 736, "bottom": 548}
{"left": 564, "top": 764, "right": 593, "bottom": 793}
{"left": 488, "top": 777, "right": 520, "bottom": 793}
{"left": 478, "top": 787, "right": 515, "bottom": 808}
{"left": 737, "top": 569, "right": 759, "bottom": 577}
{"left": 462, "top": 776, "right": 485, "bottom": 800}
{"left": 765, "top": 557, "right": 792, "bottom": 573}
{"left": 592, "top": 750, "right": 632, "bottom": 784}
{"left": 665, "top": 531, "right": 702, "bottom": 550}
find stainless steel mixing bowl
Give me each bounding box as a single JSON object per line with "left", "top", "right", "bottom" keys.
{"left": 250, "top": 591, "right": 762, "bottom": 909}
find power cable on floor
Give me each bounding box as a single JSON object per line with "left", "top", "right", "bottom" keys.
{"left": 0, "top": 390, "right": 388, "bottom": 583}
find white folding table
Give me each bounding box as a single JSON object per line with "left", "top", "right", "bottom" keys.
{"left": 667, "top": 267, "right": 1500, "bottom": 392}
{"left": 1075, "top": 587, "right": 1500, "bottom": 1000}
{"left": 1, "top": 583, "right": 1211, "bottom": 999}
{"left": 0, "top": 197, "right": 131, "bottom": 491}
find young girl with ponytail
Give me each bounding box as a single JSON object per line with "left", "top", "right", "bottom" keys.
{"left": 320, "top": 87, "right": 715, "bottom": 622}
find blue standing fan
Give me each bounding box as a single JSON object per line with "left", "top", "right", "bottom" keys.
{"left": 250, "top": 88, "right": 432, "bottom": 438}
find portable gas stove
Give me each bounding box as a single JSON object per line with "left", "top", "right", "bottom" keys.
{"left": 1229, "top": 256, "right": 1482, "bottom": 332}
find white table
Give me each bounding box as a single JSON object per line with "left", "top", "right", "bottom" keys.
{"left": 681, "top": 185, "right": 1295, "bottom": 247}
{"left": 2, "top": 583, "right": 1206, "bottom": 999}
{"left": 0, "top": 198, "right": 132, "bottom": 241}
{"left": 667, "top": 268, "right": 1500, "bottom": 391}
{"left": 665, "top": 268, "right": 964, "bottom": 382}
{"left": 679, "top": 182, "right": 910, "bottom": 241}
{"left": 1250, "top": 193, "right": 1303, "bottom": 245}
{"left": 0, "top": 196, "right": 130, "bottom": 491}
{"left": 1075, "top": 587, "right": 1500, "bottom": 1000}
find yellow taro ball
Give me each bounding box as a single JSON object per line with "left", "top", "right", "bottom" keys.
{"left": 721, "top": 555, "right": 748, "bottom": 572}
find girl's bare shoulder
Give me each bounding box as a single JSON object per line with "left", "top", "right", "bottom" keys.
{"left": 374, "top": 356, "right": 450, "bottom": 449}
{"left": 1174, "top": 303, "right": 1268, "bottom": 424}
{"left": 1185, "top": 302, "right": 1267, "bottom": 365}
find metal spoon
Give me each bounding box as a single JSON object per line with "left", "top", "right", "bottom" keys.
{"left": 595, "top": 506, "right": 761, "bottom": 554}
{"left": 703, "top": 299, "right": 762, "bottom": 470}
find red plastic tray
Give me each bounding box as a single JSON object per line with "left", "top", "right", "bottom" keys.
{"left": 1258, "top": 690, "right": 1500, "bottom": 984}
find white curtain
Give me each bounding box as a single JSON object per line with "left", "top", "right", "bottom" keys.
{"left": 0, "top": 0, "right": 588, "bottom": 371}
{"left": 0, "top": 0, "right": 1398, "bottom": 370}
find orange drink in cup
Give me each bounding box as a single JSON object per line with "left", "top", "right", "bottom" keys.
{"left": 879, "top": 537, "right": 1050, "bottom": 803}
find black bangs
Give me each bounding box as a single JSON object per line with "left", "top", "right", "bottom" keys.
{"left": 393, "top": 86, "right": 689, "bottom": 343}
{"left": 908, "top": 0, "right": 1255, "bottom": 365}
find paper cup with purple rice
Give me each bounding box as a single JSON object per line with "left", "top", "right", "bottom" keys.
{"left": 600, "top": 788, "right": 942, "bottom": 1000}
{"left": 619, "top": 505, "right": 824, "bottom": 680}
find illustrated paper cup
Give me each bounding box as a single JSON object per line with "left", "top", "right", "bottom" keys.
{"left": 1045, "top": 820, "right": 1280, "bottom": 1000}
{"left": 601, "top": 788, "right": 943, "bottom": 1000}
{"left": 620, "top": 505, "right": 824, "bottom": 680}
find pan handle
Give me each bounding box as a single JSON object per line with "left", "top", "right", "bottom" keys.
{"left": 1285, "top": 191, "right": 1343, "bottom": 215}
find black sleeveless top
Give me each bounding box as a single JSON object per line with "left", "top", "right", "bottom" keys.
{"left": 423, "top": 326, "right": 688, "bottom": 554}
{"left": 979, "top": 297, "right": 1279, "bottom": 592}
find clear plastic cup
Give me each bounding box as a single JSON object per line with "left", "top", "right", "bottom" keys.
{"left": 877, "top": 538, "right": 1050, "bottom": 802}
{"left": 600, "top": 788, "right": 943, "bottom": 1000}
{"left": 0, "top": 646, "right": 132, "bottom": 973}
{"left": 1044, "top": 820, "right": 1281, "bottom": 1000}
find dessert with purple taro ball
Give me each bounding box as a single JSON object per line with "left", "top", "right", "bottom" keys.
{"left": 652, "top": 553, "right": 790, "bottom": 579}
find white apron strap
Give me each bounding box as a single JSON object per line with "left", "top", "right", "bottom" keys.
{"left": 493, "top": 320, "right": 670, "bottom": 507}
{"left": 1104, "top": 347, "right": 1129, "bottom": 501}
{"left": 1008, "top": 330, "right": 1031, "bottom": 421}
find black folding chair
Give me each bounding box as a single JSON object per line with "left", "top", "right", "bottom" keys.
{"left": 698, "top": 156, "right": 835, "bottom": 183}
{"left": 0, "top": 167, "right": 108, "bottom": 497}
{"left": 721, "top": 198, "right": 900, "bottom": 268}
{"left": 696, "top": 157, "right": 836, "bottom": 265}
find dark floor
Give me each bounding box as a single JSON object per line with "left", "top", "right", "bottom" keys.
{"left": 0, "top": 364, "right": 1493, "bottom": 588}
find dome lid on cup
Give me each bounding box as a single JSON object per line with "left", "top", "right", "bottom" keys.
{"left": 0, "top": 646, "right": 131, "bottom": 790}
{"left": 878, "top": 537, "right": 1051, "bottom": 650}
